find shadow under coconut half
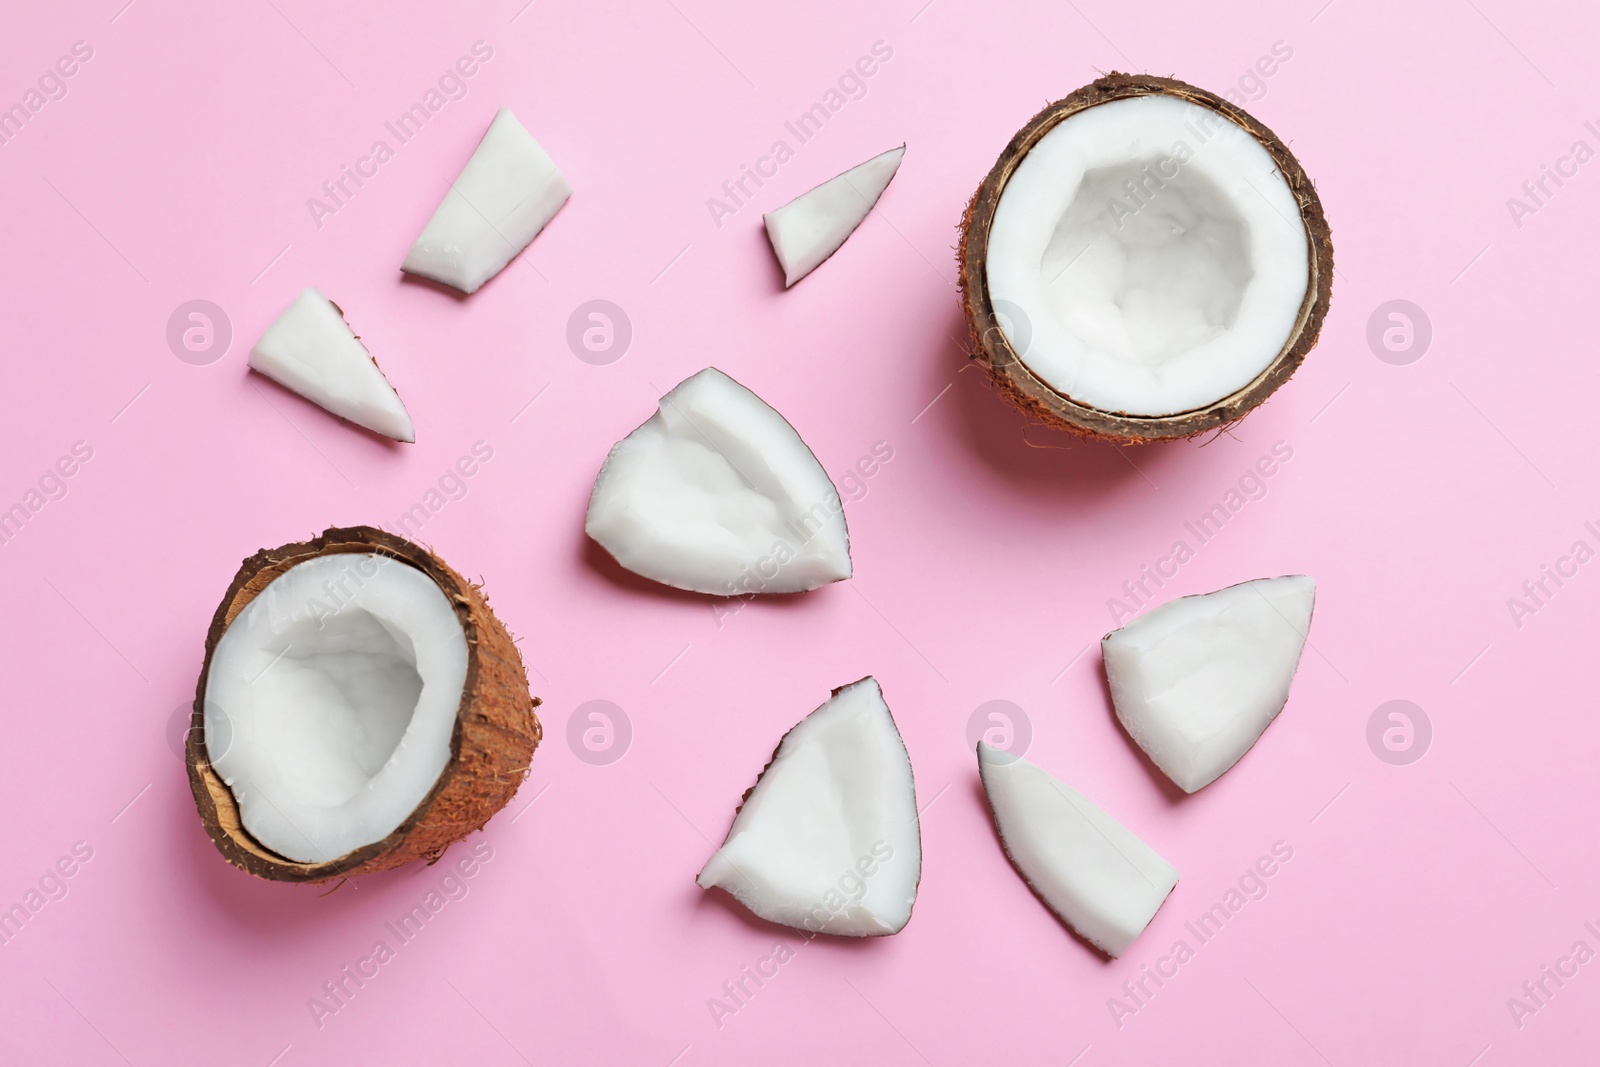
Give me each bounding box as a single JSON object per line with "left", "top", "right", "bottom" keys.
{"left": 186, "top": 526, "right": 541, "bottom": 883}
{"left": 959, "top": 73, "right": 1333, "bottom": 443}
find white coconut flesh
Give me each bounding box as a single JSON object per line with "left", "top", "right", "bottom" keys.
{"left": 585, "top": 367, "right": 850, "bottom": 596}
{"left": 986, "top": 94, "right": 1310, "bottom": 416}
{"left": 764, "top": 145, "right": 904, "bottom": 287}
{"left": 203, "top": 553, "right": 468, "bottom": 864}
{"left": 978, "top": 743, "right": 1177, "bottom": 957}
{"left": 249, "top": 288, "right": 416, "bottom": 442}
{"left": 402, "top": 107, "right": 571, "bottom": 294}
{"left": 697, "top": 678, "right": 920, "bottom": 936}
{"left": 1103, "top": 575, "right": 1315, "bottom": 793}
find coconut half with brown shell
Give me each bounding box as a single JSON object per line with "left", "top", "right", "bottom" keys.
{"left": 959, "top": 74, "right": 1333, "bottom": 443}
{"left": 185, "top": 526, "right": 540, "bottom": 882}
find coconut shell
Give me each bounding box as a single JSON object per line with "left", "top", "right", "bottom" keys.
{"left": 185, "top": 526, "right": 541, "bottom": 882}
{"left": 958, "top": 73, "right": 1334, "bottom": 443}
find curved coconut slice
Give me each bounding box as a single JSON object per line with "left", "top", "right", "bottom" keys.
{"left": 585, "top": 367, "right": 850, "bottom": 596}
{"left": 402, "top": 107, "right": 571, "bottom": 294}
{"left": 1103, "top": 575, "right": 1315, "bottom": 793}
{"left": 249, "top": 288, "right": 415, "bottom": 442}
{"left": 978, "top": 743, "right": 1177, "bottom": 957}
{"left": 186, "top": 526, "right": 541, "bottom": 881}
{"left": 764, "top": 145, "right": 904, "bottom": 287}
{"left": 697, "top": 678, "right": 921, "bottom": 936}
{"left": 960, "top": 74, "right": 1332, "bottom": 442}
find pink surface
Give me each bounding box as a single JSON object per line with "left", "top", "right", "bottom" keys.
{"left": 1, "top": 0, "right": 1595, "bottom": 1063}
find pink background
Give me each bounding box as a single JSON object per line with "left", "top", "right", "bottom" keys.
{"left": 1, "top": 0, "right": 1595, "bottom": 1063}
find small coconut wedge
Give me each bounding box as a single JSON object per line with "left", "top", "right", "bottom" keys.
{"left": 960, "top": 74, "right": 1332, "bottom": 442}
{"left": 585, "top": 367, "right": 851, "bottom": 596}
{"left": 978, "top": 743, "right": 1177, "bottom": 957}
{"left": 186, "top": 526, "right": 541, "bottom": 882}
{"left": 1104, "top": 576, "right": 1315, "bottom": 793}
{"left": 764, "top": 145, "right": 904, "bottom": 286}
{"left": 402, "top": 107, "right": 572, "bottom": 294}
{"left": 249, "top": 288, "right": 415, "bottom": 442}
{"left": 697, "top": 678, "right": 921, "bottom": 936}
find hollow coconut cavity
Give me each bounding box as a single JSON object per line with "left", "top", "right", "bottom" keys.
{"left": 959, "top": 74, "right": 1332, "bottom": 442}
{"left": 185, "top": 527, "right": 541, "bottom": 882}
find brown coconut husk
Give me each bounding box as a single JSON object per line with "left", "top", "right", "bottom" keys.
{"left": 958, "top": 73, "right": 1334, "bottom": 444}
{"left": 185, "top": 526, "right": 541, "bottom": 882}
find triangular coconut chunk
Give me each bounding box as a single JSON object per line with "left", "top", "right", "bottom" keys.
{"left": 697, "top": 678, "right": 921, "bottom": 936}
{"left": 1103, "top": 575, "right": 1315, "bottom": 793}
{"left": 402, "top": 107, "right": 571, "bottom": 294}
{"left": 585, "top": 367, "right": 850, "bottom": 595}
{"left": 249, "top": 288, "right": 415, "bottom": 442}
{"left": 764, "top": 145, "right": 904, "bottom": 287}
{"left": 978, "top": 743, "right": 1177, "bottom": 957}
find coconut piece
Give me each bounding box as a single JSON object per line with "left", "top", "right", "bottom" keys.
{"left": 978, "top": 743, "right": 1177, "bottom": 957}
{"left": 401, "top": 107, "right": 571, "bottom": 294}
{"left": 249, "top": 288, "right": 416, "bottom": 442}
{"left": 959, "top": 74, "right": 1333, "bottom": 442}
{"left": 697, "top": 678, "right": 921, "bottom": 936}
{"left": 764, "top": 145, "right": 904, "bottom": 286}
{"left": 585, "top": 367, "right": 850, "bottom": 596}
{"left": 1103, "top": 575, "right": 1315, "bottom": 793}
{"left": 185, "top": 526, "right": 541, "bottom": 881}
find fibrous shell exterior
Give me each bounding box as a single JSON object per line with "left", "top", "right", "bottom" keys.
{"left": 185, "top": 526, "right": 540, "bottom": 882}
{"left": 958, "top": 73, "right": 1333, "bottom": 443}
